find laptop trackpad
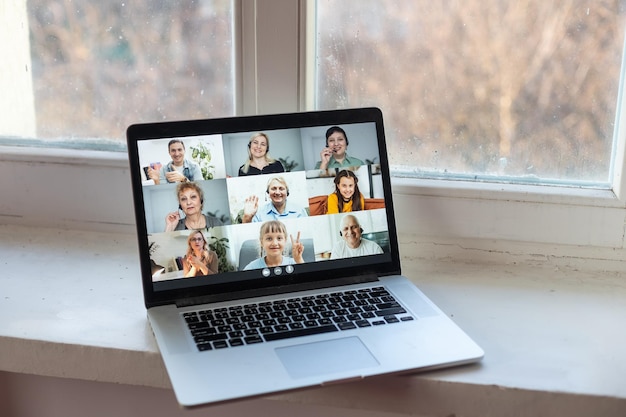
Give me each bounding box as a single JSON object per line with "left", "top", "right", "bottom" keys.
{"left": 275, "top": 336, "right": 379, "bottom": 379}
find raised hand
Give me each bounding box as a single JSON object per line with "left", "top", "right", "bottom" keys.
{"left": 164, "top": 210, "right": 181, "bottom": 232}
{"left": 241, "top": 195, "right": 259, "bottom": 223}
{"left": 319, "top": 147, "right": 333, "bottom": 169}
{"left": 290, "top": 231, "right": 304, "bottom": 263}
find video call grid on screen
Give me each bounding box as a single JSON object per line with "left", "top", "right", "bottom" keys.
{"left": 136, "top": 122, "right": 391, "bottom": 289}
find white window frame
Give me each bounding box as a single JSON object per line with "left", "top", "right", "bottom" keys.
{"left": 1, "top": 0, "right": 625, "bottom": 254}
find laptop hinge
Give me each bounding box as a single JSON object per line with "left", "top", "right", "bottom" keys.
{"left": 174, "top": 274, "right": 379, "bottom": 308}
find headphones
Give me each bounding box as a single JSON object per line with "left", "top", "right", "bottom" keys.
{"left": 340, "top": 227, "right": 363, "bottom": 236}
{"left": 325, "top": 126, "right": 349, "bottom": 147}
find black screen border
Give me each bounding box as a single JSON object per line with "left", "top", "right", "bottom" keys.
{"left": 127, "top": 107, "right": 401, "bottom": 308}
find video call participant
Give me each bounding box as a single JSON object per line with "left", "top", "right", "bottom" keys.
{"left": 315, "top": 126, "right": 364, "bottom": 170}
{"left": 165, "top": 182, "right": 224, "bottom": 232}
{"left": 326, "top": 169, "right": 365, "bottom": 214}
{"left": 238, "top": 132, "right": 285, "bottom": 176}
{"left": 330, "top": 214, "right": 383, "bottom": 259}
{"left": 243, "top": 220, "right": 304, "bottom": 270}
{"left": 241, "top": 176, "right": 307, "bottom": 223}
{"left": 147, "top": 139, "right": 203, "bottom": 184}
{"left": 183, "top": 230, "right": 218, "bottom": 277}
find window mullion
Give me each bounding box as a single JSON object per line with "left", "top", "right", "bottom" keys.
{"left": 240, "top": 0, "right": 303, "bottom": 115}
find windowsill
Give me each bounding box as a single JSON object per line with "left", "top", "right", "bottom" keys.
{"left": 3, "top": 144, "right": 626, "bottom": 248}
{"left": 1, "top": 224, "right": 625, "bottom": 416}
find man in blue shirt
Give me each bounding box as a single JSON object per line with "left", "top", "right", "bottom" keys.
{"left": 241, "top": 176, "right": 308, "bottom": 223}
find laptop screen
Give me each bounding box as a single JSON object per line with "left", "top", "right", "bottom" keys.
{"left": 127, "top": 108, "right": 401, "bottom": 307}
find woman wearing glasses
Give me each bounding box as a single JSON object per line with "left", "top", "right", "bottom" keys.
{"left": 183, "top": 230, "right": 218, "bottom": 277}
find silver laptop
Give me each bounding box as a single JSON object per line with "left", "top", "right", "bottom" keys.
{"left": 126, "top": 107, "right": 483, "bottom": 407}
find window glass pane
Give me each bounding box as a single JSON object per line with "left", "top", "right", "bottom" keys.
{"left": 26, "top": 0, "right": 234, "bottom": 143}
{"left": 315, "top": 0, "right": 626, "bottom": 185}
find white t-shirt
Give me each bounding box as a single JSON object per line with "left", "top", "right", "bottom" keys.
{"left": 330, "top": 238, "right": 383, "bottom": 259}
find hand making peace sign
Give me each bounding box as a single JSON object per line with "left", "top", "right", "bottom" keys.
{"left": 290, "top": 231, "right": 304, "bottom": 264}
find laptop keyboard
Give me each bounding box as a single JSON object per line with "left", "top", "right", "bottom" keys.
{"left": 183, "top": 287, "right": 415, "bottom": 351}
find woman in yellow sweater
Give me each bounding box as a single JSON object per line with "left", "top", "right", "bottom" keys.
{"left": 326, "top": 170, "right": 365, "bottom": 214}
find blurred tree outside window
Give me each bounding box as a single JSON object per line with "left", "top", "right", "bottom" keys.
{"left": 315, "top": 0, "right": 626, "bottom": 186}
{"left": 25, "top": 0, "right": 235, "bottom": 144}
{"left": 9, "top": 0, "right": 626, "bottom": 188}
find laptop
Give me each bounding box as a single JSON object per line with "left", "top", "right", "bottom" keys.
{"left": 126, "top": 107, "right": 483, "bottom": 407}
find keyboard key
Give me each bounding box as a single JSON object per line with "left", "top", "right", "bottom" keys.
{"left": 264, "top": 324, "right": 339, "bottom": 341}
{"left": 188, "top": 322, "right": 210, "bottom": 330}
{"left": 244, "top": 335, "right": 263, "bottom": 344}
{"left": 191, "top": 328, "right": 216, "bottom": 337}
{"left": 338, "top": 322, "right": 357, "bottom": 330}
{"left": 377, "top": 302, "right": 401, "bottom": 309}
{"left": 375, "top": 307, "right": 407, "bottom": 316}
{"left": 195, "top": 333, "right": 227, "bottom": 343}
{"left": 183, "top": 313, "right": 199, "bottom": 323}
{"left": 213, "top": 340, "right": 228, "bottom": 349}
